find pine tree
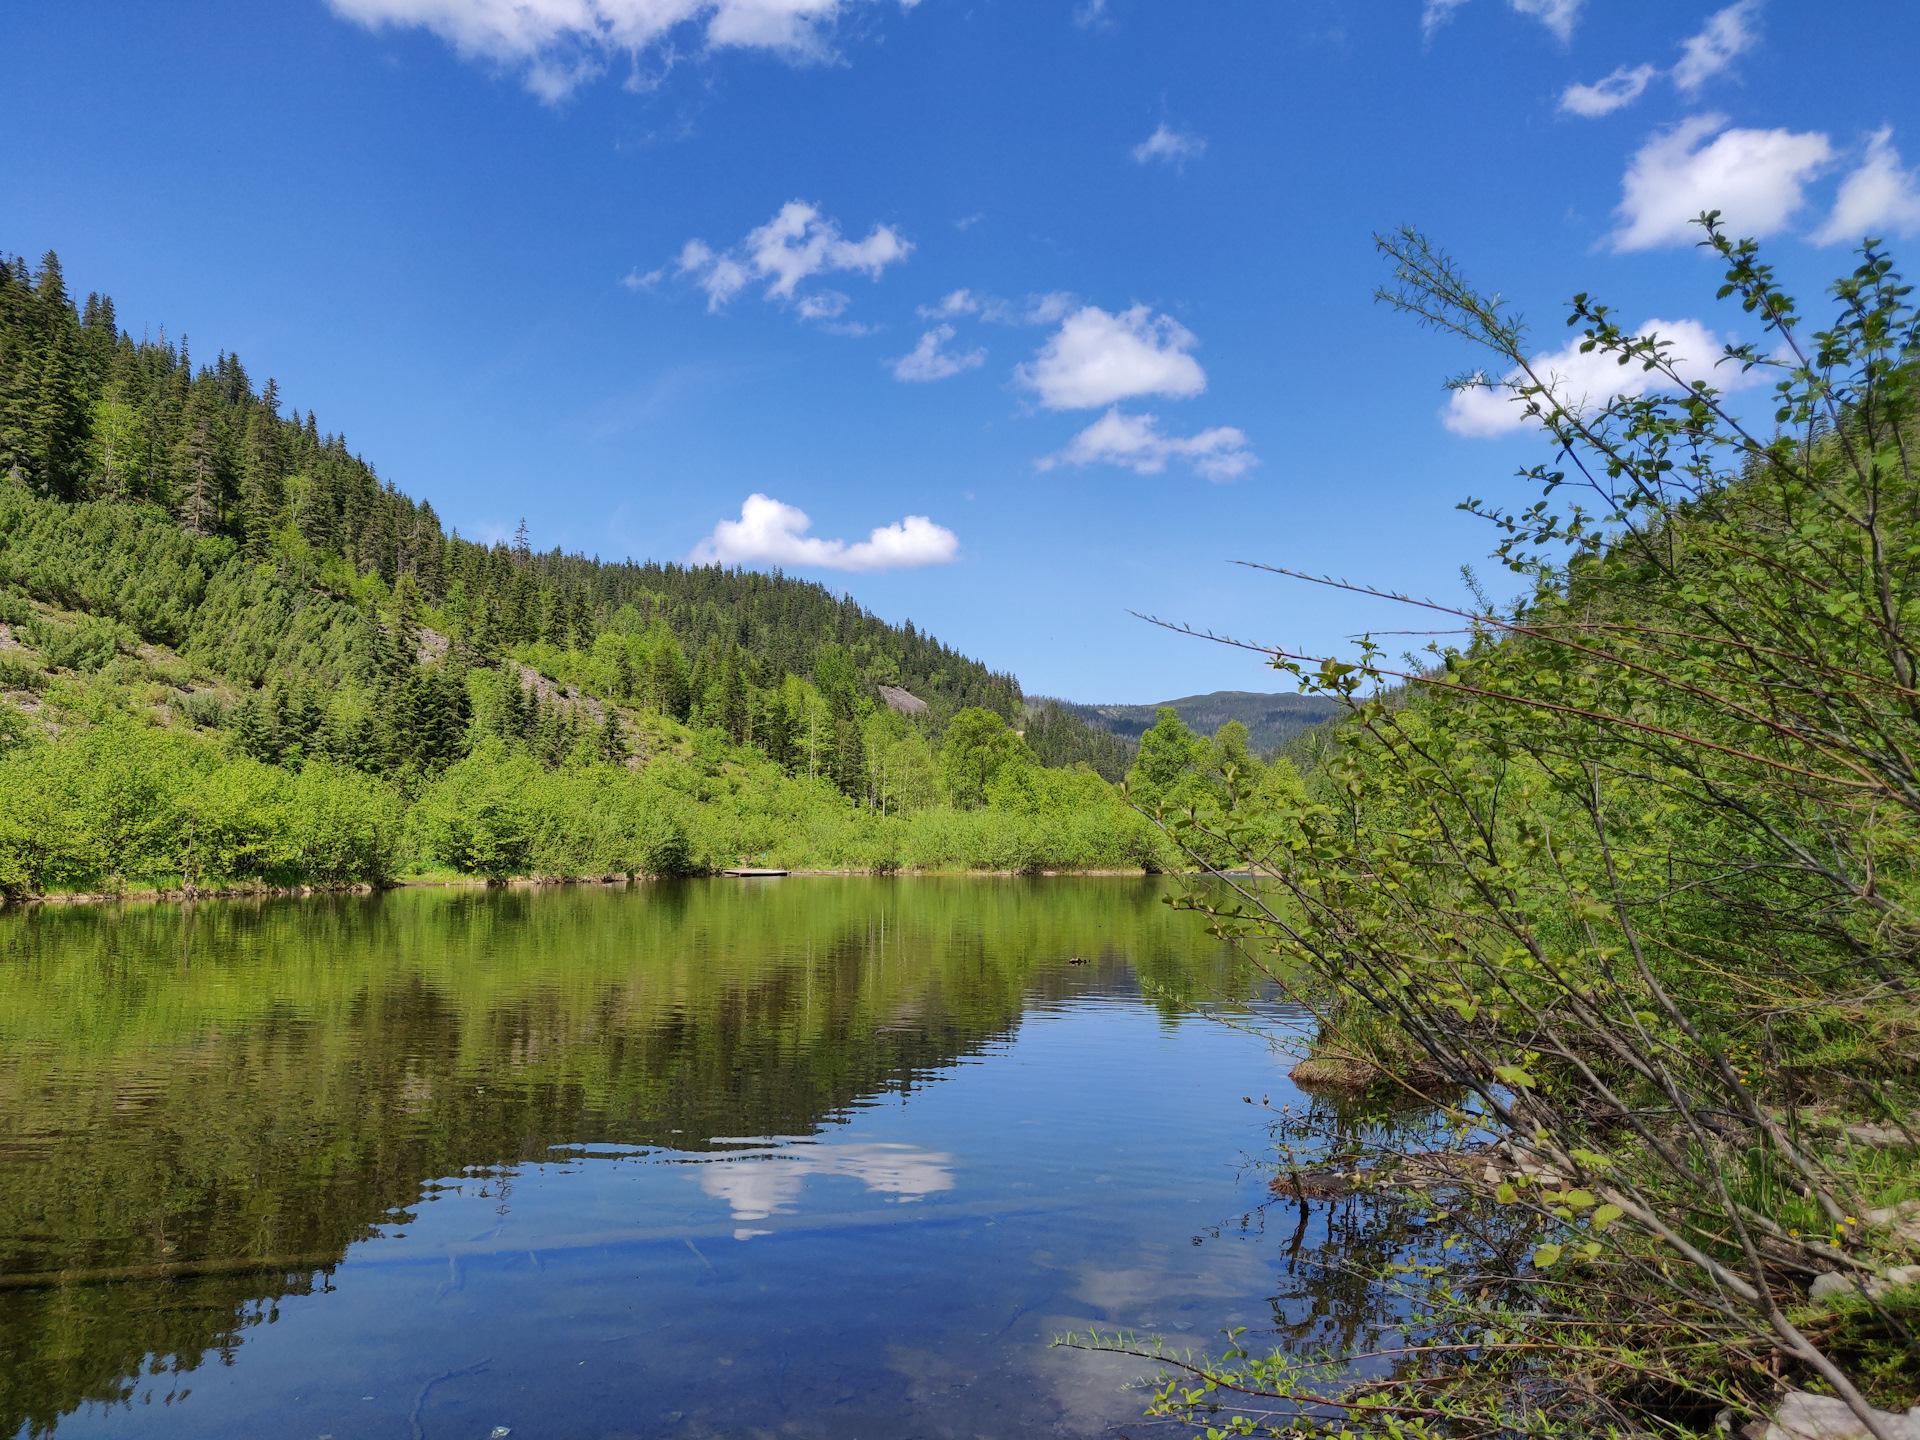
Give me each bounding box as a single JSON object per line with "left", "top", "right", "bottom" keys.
{"left": 762, "top": 692, "right": 794, "bottom": 771}
{"left": 719, "top": 648, "right": 747, "bottom": 744}
{"left": 172, "top": 387, "right": 223, "bottom": 536}
{"left": 542, "top": 589, "right": 571, "bottom": 649}
{"left": 239, "top": 384, "right": 287, "bottom": 558}
{"left": 25, "top": 257, "right": 90, "bottom": 501}
{"left": 831, "top": 714, "right": 866, "bottom": 800}
{"left": 596, "top": 708, "right": 627, "bottom": 763}
{"left": 231, "top": 691, "right": 281, "bottom": 764}
{"left": 569, "top": 585, "right": 594, "bottom": 649}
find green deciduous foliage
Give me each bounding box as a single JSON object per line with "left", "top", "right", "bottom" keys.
{"left": 1120, "top": 222, "right": 1920, "bottom": 1437}
{"left": 940, "top": 707, "right": 1033, "bottom": 809}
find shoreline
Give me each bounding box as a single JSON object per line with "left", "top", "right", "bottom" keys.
{"left": 7, "top": 867, "right": 1166, "bottom": 909}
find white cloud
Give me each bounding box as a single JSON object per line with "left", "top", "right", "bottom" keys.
{"left": 1672, "top": 0, "right": 1761, "bottom": 92}
{"left": 691, "top": 494, "right": 960, "bottom": 571}
{"left": 1811, "top": 128, "right": 1920, "bottom": 246}
{"left": 795, "top": 290, "right": 849, "bottom": 320}
{"left": 1039, "top": 408, "right": 1256, "bottom": 481}
{"left": 326, "top": 0, "right": 918, "bottom": 99}
{"left": 1508, "top": 0, "right": 1581, "bottom": 42}
{"left": 1422, "top": 0, "right": 1581, "bottom": 43}
{"left": 1073, "top": 0, "right": 1108, "bottom": 29}
{"left": 619, "top": 265, "right": 666, "bottom": 290}
{"left": 675, "top": 200, "right": 911, "bottom": 313}
{"left": 917, "top": 289, "right": 979, "bottom": 319}
{"left": 1559, "top": 63, "right": 1656, "bottom": 118}
{"left": 1132, "top": 123, "right": 1205, "bottom": 166}
{"left": 1443, "top": 317, "right": 1753, "bottom": 437}
{"left": 1560, "top": 4, "right": 1762, "bottom": 121}
{"left": 891, "top": 325, "right": 985, "bottom": 382}
{"left": 1610, "top": 114, "right": 1830, "bottom": 252}
{"left": 1015, "top": 304, "right": 1206, "bottom": 410}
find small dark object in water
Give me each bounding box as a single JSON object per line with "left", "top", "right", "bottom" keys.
{"left": 1270, "top": 1170, "right": 1351, "bottom": 1201}
{"left": 1067, "top": 956, "right": 1087, "bottom": 965}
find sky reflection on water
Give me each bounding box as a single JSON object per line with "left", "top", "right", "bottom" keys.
{"left": 0, "top": 879, "right": 1398, "bottom": 1440}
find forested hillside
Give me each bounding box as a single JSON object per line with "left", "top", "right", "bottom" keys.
{"left": 1050, "top": 690, "right": 1340, "bottom": 755}
{"left": 0, "top": 249, "right": 1019, "bottom": 726}
{"left": 0, "top": 247, "right": 1247, "bottom": 895}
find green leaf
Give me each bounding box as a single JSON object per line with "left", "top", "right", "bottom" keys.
{"left": 1495, "top": 1181, "right": 1517, "bottom": 1204}
{"left": 1532, "top": 1243, "right": 1563, "bottom": 1268}
{"left": 1493, "top": 1064, "right": 1536, "bottom": 1089}
{"left": 1591, "top": 1204, "right": 1623, "bottom": 1232}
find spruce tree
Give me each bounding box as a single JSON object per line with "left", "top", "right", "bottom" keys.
{"left": 762, "top": 692, "right": 794, "bottom": 771}
{"left": 831, "top": 714, "right": 866, "bottom": 801}
{"left": 596, "top": 708, "right": 627, "bottom": 763}
{"left": 542, "top": 589, "right": 571, "bottom": 649}
{"left": 172, "top": 389, "right": 223, "bottom": 536}
{"left": 239, "top": 386, "right": 286, "bottom": 558}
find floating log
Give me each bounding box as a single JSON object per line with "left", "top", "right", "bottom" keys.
{"left": 0, "top": 1252, "right": 340, "bottom": 1290}
{"left": 720, "top": 868, "right": 788, "bottom": 878}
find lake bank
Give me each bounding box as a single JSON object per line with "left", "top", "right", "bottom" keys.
{"left": 4, "top": 865, "right": 1172, "bottom": 908}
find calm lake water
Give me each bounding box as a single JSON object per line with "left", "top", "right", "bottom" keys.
{"left": 0, "top": 878, "right": 1415, "bottom": 1440}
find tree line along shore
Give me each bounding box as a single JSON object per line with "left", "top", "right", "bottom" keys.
{"left": 0, "top": 248, "right": 1312, "bottom": 899}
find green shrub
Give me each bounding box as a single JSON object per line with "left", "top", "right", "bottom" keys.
{"left": 24, "top": 615, "right": 127, "bottom": 673}
{"left": 0, "top": 656, "right": 44, "bottom": 692}
{"left": 171, "top": 689, "right": 227, "bottom": 728}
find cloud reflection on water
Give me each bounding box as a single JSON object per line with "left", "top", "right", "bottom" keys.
{"left": 691, "top": 1141, "right": 957, "bottom": 1233}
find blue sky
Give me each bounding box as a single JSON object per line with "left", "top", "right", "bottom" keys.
{"left": 5, "top": 1, "right": 1919, "bottom": 702}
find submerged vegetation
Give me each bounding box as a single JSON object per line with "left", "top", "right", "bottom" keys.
{"left": 0, "top": 250, "right": 1317, "bottom": 894}
{"left": 1068, "top": 221, "right": 1920, "bottom": 1437}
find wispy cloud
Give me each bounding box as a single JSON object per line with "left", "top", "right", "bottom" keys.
{"left": 1610, "top": 114, "right": 1830, "bottom": 252}
{"left": 1423, "top": 0, "right": 1582, "bottom": 44}
{"left": 1672, "top": 0, "right": 1762, "bottom": 92}
{"left": 891, "top": 325, "right": 985, "bottom": 382}
{"left": 673, "top": 200, "right": 911, "bottom": 314}
{"left": 795, "top": 291, "right": 850, "bottom": 320}
{"left": 1560, "top": 2, "right": 1761, "bottom": 119}
{"left": 691, "top": 494, "right": 959, "bottom": 571}
{"left": 1132, "top": 123, "right": 1205, "bottom": 167}
{"left": 1811, "top": 128, "right": 1920, "bottom": 246}
{"left": 915, "top": 290, "right": 1075, "bottom": 326}
{"left": 325, "top": 0, "right": 923, "bottom": 102}
{"left": 1559, "top": 63, "right": 1656, "bottom": 119}
{"left": 1014, "top": 304, "right": 1206, "bottom": 410}
{"left": 917, "top": 289, "right": 980, "bottom": 320}
{"left": 1073, "top": 0, "right": 1109, "bottom": 30}
{"left": 1039, "top": 408, "right": 1255, "bottom": 481}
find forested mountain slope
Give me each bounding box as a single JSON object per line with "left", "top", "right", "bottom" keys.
{"left": 0, "top": 247, "right": 1230, "bottom": 894}
{"left": 1048, "top": 690, "right": 1340, "bottom": 755}
{"left": 0, "top": 248, "right": 1020, "bottom": 730}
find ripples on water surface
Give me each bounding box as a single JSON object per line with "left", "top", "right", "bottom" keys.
{"left": 0, "top": 878, "right": 1414, "bottom": 1439}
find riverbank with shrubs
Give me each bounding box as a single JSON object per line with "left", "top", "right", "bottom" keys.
{"left": 0, "top": 651, "right": 1296, "bottom": 899}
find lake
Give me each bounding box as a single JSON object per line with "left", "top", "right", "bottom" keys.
{"left": 0, "top": 878, "right": 1413, "bottom": 1440}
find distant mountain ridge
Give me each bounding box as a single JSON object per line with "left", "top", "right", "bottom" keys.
{"left": 1050, "top": 690, "right": 1342, "bottom": 755}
